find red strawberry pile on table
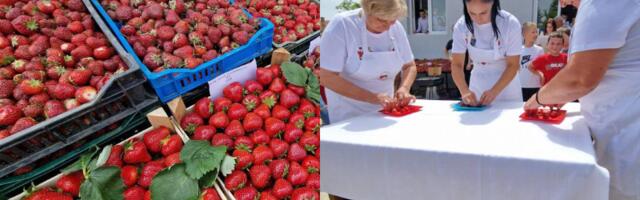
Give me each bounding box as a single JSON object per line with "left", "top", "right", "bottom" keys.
{"left": 181, "top": 64, "right": 321, "bottom": 200}
{"left": 302, "top": 46, "right": 319, "bottom": 77}
{"left": 100, "top": 0, "right": 261, "bottom": 71}
{"left": 236, "top": 0, "right": 320, "bottom": 44}
{"left": 0, "top": 0, "right": 129, "bottom": 140}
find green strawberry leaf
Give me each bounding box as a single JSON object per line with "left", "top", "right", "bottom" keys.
{"left": 61, "top": 147, "right": 99, "bottom": 174}
{"left": 180, "top": 140, "right": 227, "bottom": 180}
{"left": 306, "top": 85, "right": 322, "bottom": 105}
{"left": 281, "top": 61, "right": 308, "bottom": 87}
{"left": 307, "top": 70, "right": 320, "bottom": 90}
{"left": 79, "top": 167, "right": 124, "bottom": 200}
{"left": 95, "top": 145, "right": 112, "bottom": 168}
{"left": 151, "top": 164, "right": 200, "bottom": 200}
{"left": 220, "top": 155, "right": 236, "bottom": 177}
{"left": 198, "top": 168, "right": 219, "bottom": 188}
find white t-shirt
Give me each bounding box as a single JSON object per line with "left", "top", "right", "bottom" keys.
{"left": 535, "top": 31, "right": 549, "bottom": 50}
{"left": 320, "top": 9, "right": 414, "bottom": 73}
{"left": 451, "top": 10, "right": 522, "bottom": 56}
{"left": 416, "top": 17, "right": 429, "bottom": 33}
{"left": 308, "top": 36, "right": 321, "bottom": 56}
{"left": 519, "top": 45, "right": 544, "bottom": 88}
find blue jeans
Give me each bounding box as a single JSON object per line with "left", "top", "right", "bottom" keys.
{"left": 319, "top": 98, "right": 330, "bottom": 125}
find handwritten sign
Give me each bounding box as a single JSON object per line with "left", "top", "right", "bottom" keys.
{"left": 208, "top": 59, "right": 257, "bottom": 99}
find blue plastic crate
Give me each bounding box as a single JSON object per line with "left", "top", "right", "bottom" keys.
{"left": 89, "top": 0, "right": 274, "bottom": 103}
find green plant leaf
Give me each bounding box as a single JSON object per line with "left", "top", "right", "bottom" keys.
{"left": 151, "top": 164, "right": 200, "bottom": 200}
{"left": 79, "top": 167, "right": 124, "bottom": 200}
{"left": 180, "top": 140, "right": 227, "bottom": 180}
{"left": 220, "top": 155, "right": 236, "bottom": 177}
{"left": 95, "top": 145, "right": 112, "bottom": 168}
{"left": 198, "top": 168, "right": 219, "bottom": 188}
{"left": 306, "top": 85, "right": 322, "bottom": 105}
{"left": 281, "top": 61, "right": 308, "bottom": 86}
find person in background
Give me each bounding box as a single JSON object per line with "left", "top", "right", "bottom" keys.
{"left": 528, "top": 32, "right": 567, "bottom": 88}
{"left": 520, "top": 22, "right": 545, "bottom": 101}
{"left": 536, "top": 18, "right": 557, "bottom": 50}
{"left": 557, "top": 27, "right": 571, "bottom": 53}
{"left": 415, "top": 10, "right": 429, "bottom": 33}
{"left": 554, "top": 15, "right": 571, "bottom": 30}
{"left": 525, "top": 0, "right": 640, "bottom": 198}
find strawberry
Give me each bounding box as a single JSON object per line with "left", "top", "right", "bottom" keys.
{"left": 195, "top": 97, "right": 214, "bottom": 118}
{"left": 233, "top": 186, "right": 258, "bottom": 200}
{"left": 51, "top": 82, "right": 75, "bottom": 100}
{"left": 289, "top": 113, "right": 306, "bottom": 129}
{"left": 157, "top": 26, "right": 176, "bottom": 42}
{"left": 68, "top": 68, "right": 91, "bottom": 86}
{"left": 269, "top": 159, "right": 290, "bottom": 179}
{"left": 291, "top": 187, "right": 319, "bottom": 200}
{"left": 64, "top": 99, "right": 80, "bottom": 110}
{"left": 223, "top": 82, "right": 244, "bottom": 103}
{"left": 143, "top": 126, "right": 171, "bottom": 153}
{"left": 93, "top": 46, "right": 113, "bottom": 60}
{"left": 227, "top": 103, "right": 248, "bottom": 121}
{"left": 161, "top": 134, "right": 183, "bottom": 156}
{"left": 19, "top": 79, "right": 44, "bottom": 95}
{"left": 272, "top": 178, "right": 293, "bottom": 199}
{"left": 298, "top": 99, "right": 316, "bottom": 118}
{"left": 244, "top": 80, "right": 263, "bottom": 95}
{"left": 207, "top": 27, "right": 222, "bottom": 44}
{"left": 233, "top": 149, "right": 253, "bottom": 170}
{"left": 288, "top": 85, "right": 306, "bottom": 96}
{"left": 0, "top": 68, "right": 16, "bottom": 80}
{"left": 304, "top": 117, "right": 321, "bottom": 133}
{"left": 301, "top": 156, "right": 319, "bottom": 174}
{"left": 280, "top": 89, "right": 300, "bottom": 109}
{"left": 121, "top": 165, "right": 139, "bottom": 187}
{"left": 11, "top": 15, "right": 38, "bottom": 35}
{"left": 124, "top": 186, "right": 146, "bottom": 200}
{"left": 193, "top": 125, "right": 216, "bottom": 141}
{"left": 242, "top": 95, "right": 260, "bottom": 112}
{"left": 145, "top": 3, "right": 164, "bottom": 19}
{"left": 203, "top": 50, "right": 218, "bottom": 60}
{"left": 306, "top": 173, "right": 320, "bottom": 190}
{"left": 209, "top": 111, "right": 229, "bottom": 129}
{"left": 265, "top": 117, "right": 285, "bottom": 138}
{"left": 105, "top": 144, "right": 124, "bottom": 167}
{"left": 272, "top": 105, "right": 291, "bottom": 122}
{"left": 184, "top": 57, "right": 203, "bottom": 69}
{"left": 250, "top": 130, "right": 270, "bottom": 145}
{"left": 23, "top": 103, "right": 43, "bottom": 118}
{"left": 164, "top": 152, "right": 181, "bottom": 167}
{"left": 44, "top": 100, "right": 65, "bottom": 118}
{"left": 0, "top": 105, "right": 22, "bottom": 126}
{"left": 138, "top": 160, "right": 164, "bottom": 188}
{"left": 180, "top": 112, "right": 204, "bottom": 134}
{"left": 249, "top": 164, "right": 271, "bottom": 189}
{"left": 288, "top": 143, "right": 306, "bottom": 162}
{"left": 299, "top": 132, "right": 319, "bottom": 153}
{"left": 25, "top": 188, "right": 73, "bottom": 200}
{"left": 242, "top": 112, "right": 263, "bottom": 132}
{"left": 269, "top": 77, "right": 285, "bottom": 93}
{"left": 254, "top": 104, "right": 271, "bottom": 119}
{"left": 173, "top": 46, "right": 194, "bottom": 59}
{"left": 260, "top": 191, "right": 278, "bottom": 200}
{"left": 284, "top": 125, "right": 303, "bottom": 143}
{"left": 70, "top": 45, "right": 92, "bottom": 61}
{"left": 9, "top": 117, "right": 36, "bottom": 134}
{"left": 174, "top": 20, "right": 190, "bottom": 34}
{"left": 252, "top": 145, "right": 274, "bottom": 165}
{"left": 211, "top": 133, "right": 233, "bottom": 149}
{"left": 75, "top": 86, "right": 97, "bottom": 104}
{"left": 256, "top": 68, "right": 274, "bottom": 86}
{"left": 213, "top": 97, "right": 232, "bottom": 112}
{"left": 143, "top": 52, "right": 163, "bottom": 70}
{"left": 29, "top": 94, "right": 49, "bottom": 105}
{"left": 11, "top": 59, "right": 26, "bottom": 73}
{"left": 224, "top": 169, "right": 248, "bottom": 191}
{"left": 269, "top": 64, "right": 282, "bottom": 77}
{"left": 287, "top": 161, "right": 308, "bottom": 186}
{"left": 123, "top": 139, "right": 152, "bottom": 164}
{"left": 200, "top": 188, "right": 221, "bottom": 200}
{"left": 165, "top": 10, "right": 179, "bottom": 26}
{"left": 232, "top": 31, "right": 249, "bottom": 45}
{"left": 56, "top": 171, "right": 84, "bottom": 197}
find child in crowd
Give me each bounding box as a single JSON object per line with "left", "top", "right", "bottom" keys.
{"left": 520, "top": 22, "right": 545, "bottom": 101}
{"left": 528, "top": 32, "right": 568, "bottom": 87}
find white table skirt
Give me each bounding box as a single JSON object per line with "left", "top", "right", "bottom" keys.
{"left": 320, "top": 100, "right": 609, "bottom": 200}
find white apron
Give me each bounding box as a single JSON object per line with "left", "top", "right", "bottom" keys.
{"left": 581, "top": 69, "right": 640, "bottom": 200}
{"left": 466, "top": 32, "right": 522, "bottom": 102}
{"left": 326, "top": 16, "right": 405, "bottom": 123}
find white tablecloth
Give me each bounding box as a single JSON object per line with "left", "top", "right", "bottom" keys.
{"left": 320, "top": 100, "right": 609, "bottom": 200}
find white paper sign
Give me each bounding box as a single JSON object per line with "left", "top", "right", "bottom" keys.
{"left": 209, "top": 59, "right": 257, "bottom": 99}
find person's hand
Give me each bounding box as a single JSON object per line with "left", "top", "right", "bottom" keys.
{"left": 524, "top": 93, "right": 543, "bottom": 110}
{"left": 538, "top": 73, "right": 545, "bottom": 86}
{"left": 395, "top": 87, "right": 416, "bottom": 107}
{"left": 461, "top": 90, "right": 479, "bottom": 106}
{"left": 375, "top": 93, "right": 396, "bottom": 109}
{"left": 479, "top": 89, "right": 499, "bottom": 106}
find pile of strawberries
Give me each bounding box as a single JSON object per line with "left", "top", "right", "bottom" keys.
{"left": 0, "top": 0, "right": 129, "bottom": 140}
{"left": 302, "top": 46, "right": 319, "bottom": 76}
{"left": 180, "top": 64, "right": 321, "bottom": 200}
{"left": 236, "top": 0, "right": 320, "bottom": 44}
{"left": 100, "top": 0, "right": 261, "bottom": 71}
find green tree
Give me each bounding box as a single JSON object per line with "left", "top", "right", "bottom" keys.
{"left": 336, "top": 0, "right": 361, "bottom": 12}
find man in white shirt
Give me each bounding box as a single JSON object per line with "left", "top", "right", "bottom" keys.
{"left": 415, "top": 10, "right": 429, "bottom": 34}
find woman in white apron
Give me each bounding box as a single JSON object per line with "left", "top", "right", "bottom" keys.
{"left": 525, "top": 0, "right": 640, "bottom": 199}
{"left": 319, "top": 0, "right": 417, "bottom": 123}
{"left": 451, "top": 0, "right": 522, "bottom": 106}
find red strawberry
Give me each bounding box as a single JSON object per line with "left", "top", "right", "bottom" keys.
{"left": 75, "top": 86, "right": 97, "bottom": 104}
{"left": 11, "top": 16, "right": 38, "bottom": 35}
{"left": 121, "top": 165, "right": 139, "bottom": 187}
{"left": 250, "top": 130, "right": 269, "bottom": 145}
{"left": 157, "top": 26, "right": 176, "bottom": 41}
{"left": 291, "top": 187, "right": 319, "bottom": 200}
{"left": 225, "top": 119, "right": 245, "bottom": 138}
{"left": 138, "top": 160, "right": 164, "bottom": 188}
{"left": 249, "top": 164, "right": 271, "bottom": 189}
{"left": 70, "top": 45, "right": 92, "bottom": 61}
{"left": 298, "top": 99, "right": 316, "bottom": 118}
{"left": 235, "top": 135, "right": 254, "bottom": 150}
{"left": 123, "top": 139, "right": 152, "bottom": 164}
{"left": 272, "top": 105, "right": 291, "bottom": 121}
{"left": 209, "top": 111, "right": 229, "bottom": 129}
{"left": 254, "top": 104, "right": 271, "bottom": 119}
{"left": 269, "top": 64, "right": 282, "bottom": 77}
{"left": 244, "top": 80, "right": 263, "bottom": 95}
{"left": 44, "top": 100, "right": 65, "bottom": 119}
{"left": 280, "top": 89, "right": 300, "bottom": 109}
{"left": 124, "top": 186, "right": 146, "bottom": 200}
{"left": 233, "top": 149, "right": 253, "bottom": 170}
{"left": 143, "top": 126, "right": 171, "bottom": 153}
{"left": 56, "top": 171, "right": 84, "bottom": 197}
{"left": 232, "top": 31, "right": 249, "bottom": 45}
{"left": 260, "top": 191, "right": 278, "bottom": 200}
{"left": 242, "top": 95, "right": 260, "bottom": 111}
{"left": 223, "top": 82, "right": 244, "bottom": 103}
{"left": 9, "top": 117, "right": 36, "bottom": 134}
{"left": 64, "top": 99, "right": 80, "bottom": 110}
{"left": 203, "top": 50, "right": 218, "bottom": 60}
{"left": 287, "top": 161, "right": 308, "bottom": 186}
{"left": 227, "top": 103, "right": 248, "bottom": 121}
{"left": 68, "top": 68, "right": 91, "bottom": 86}
{"left": 265, "top": 117, "right": 285, "bottom": 138}
{"left": 252, "top": 145, "right": 274, "bottom": 165}
{"left": 269, "top": 159, "right": 289, "bottom": 179}
{"left": 288, "top": 85, "right": 306, "bottom": 96}
{"left": 23, "top": 103, "right": 43, "bottom": 118}
{"left": 184, "top": 57, "right": 203, "bottom": 69}
{"left": 301, "top": 156, "right": 319, "bottom": 174}
{"left": 200, "top": 188, "right": 221, "bottom": 200}
{"left": 272, "top": 178, "right": 293, "bottom": 199}
{"left": 207, "top": 27, "right": 222, "bottom": 44}
{"left": 93, "top": 46, "right": 113, "bottom": 60}
{"left": 256, "top": 67, "right": 274, "bottom": 86}
{"left": 143, "top": 52, "right": 163, "bottom": 70}
{"left": 105, "top": 144, "right": 124, "bottom": 167}
{"left": 284, "top": 125, "right": 303, "bottom": 143}
{"left": 305, "top": 117, "right": 321, "bottom": 133}
{"left": 51, "top": 83, "right": 75, "bottom": 100}
{"left": 234, "top": 186, "right": 258, "bottom": 200}
{"left": 164, "top": 152, "right": 181, "bottom": 167}
{"left": 299, "top": 132, "right": 319, "bottom": 153}
{"left": 243, "top": 112, "right": 263, "bottom": 132}
{"left": 194, "top": 125, "right": 216, "bottom": 141}
{"left": 29, "top": 94, "right": 49, "bottom": 105}
{"left": 181, "top": 112, "right": 204, "bottom": 134}
{"left": 306, "top": 173, "right": 320, "bottom": 190}
{"left": 269, "top": 78, "right": 285, "bottom": 93}
{"left": 213, "top": 97, "right": 232, "bottom": 112}
{"left": 211, "top": 133, "right": 233, "bottom": 149}
{"left": 161, "top": 134, "right": 183, "bottom": 156}
{"left": 165, "top": 10, "right": 179, "bottom": 26}
{"left": 288, "top": 143, "right": 306, "bottom": 162}
{"left": 225, "top": 169, "right": 248, "bottom": 191}
{"left": 173, "top": 46, "right": 194, "bottom": 59}
{"left": 0, "top": 105, "right": 22, "bottom": 126}
{"left": 195, "top": 97, "right": 214, "bottom": 118}
{"left": 19, "top": 79, "right": 44, "bottom": 95}
{"left": 289, "top": 113, "right": 306, "bottom": 129}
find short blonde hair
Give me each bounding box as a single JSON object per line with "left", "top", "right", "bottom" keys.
{"left": 361, "top": 0, "right": 408, "bottom": 20}
{"left": 522, "top": 22, "right": 537, "bottom": 33}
